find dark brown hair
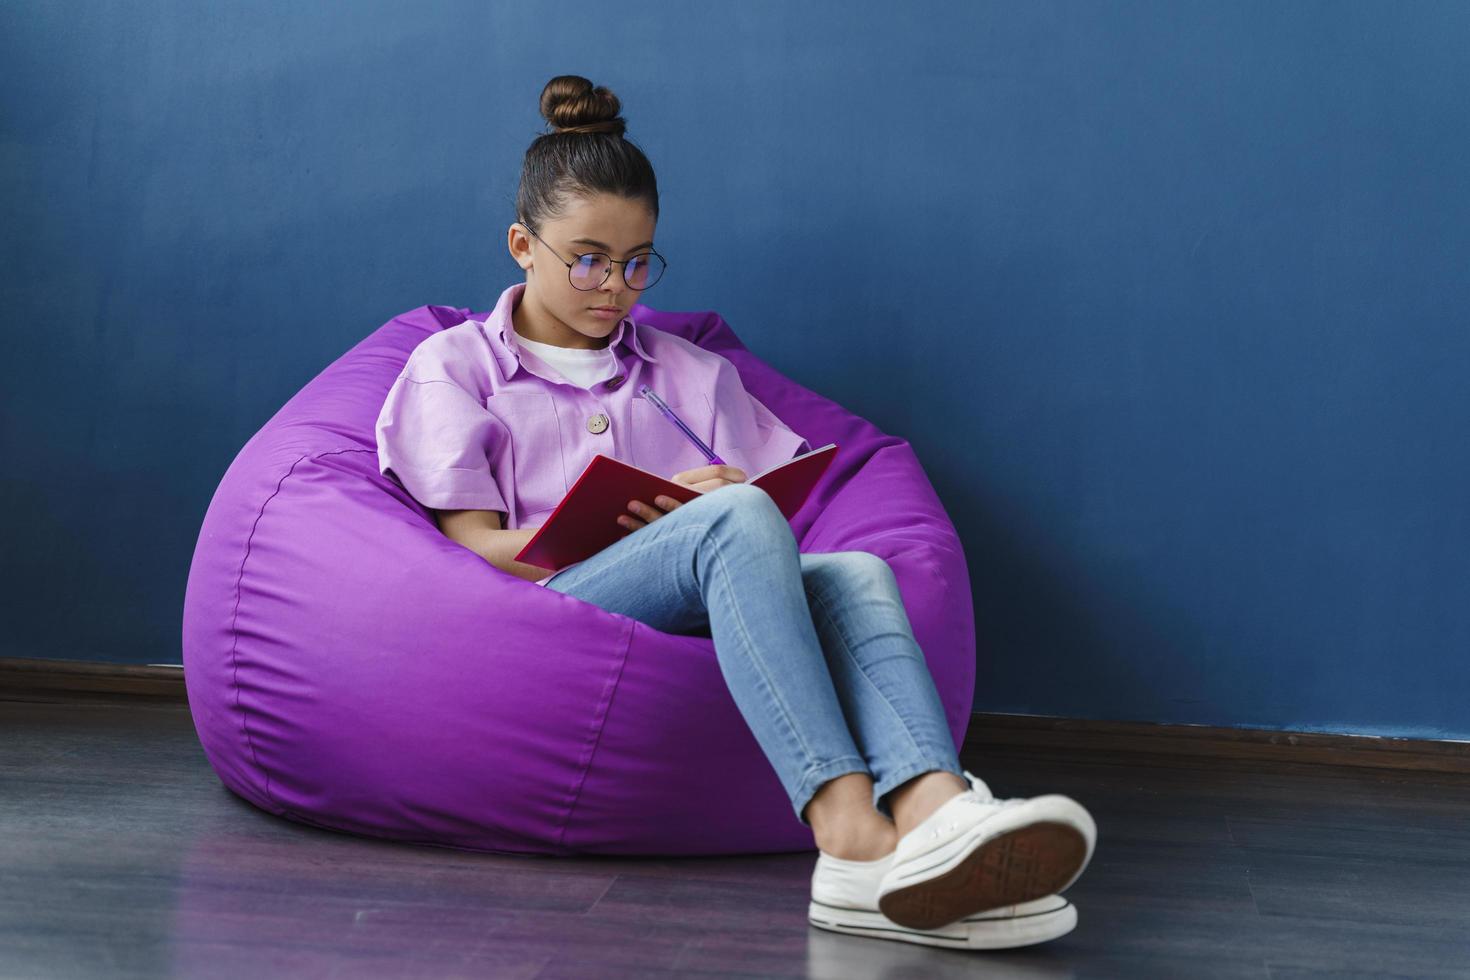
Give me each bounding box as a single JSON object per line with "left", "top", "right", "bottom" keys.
{"left": 516, "top": 75, "right": 659, "bottom": 231}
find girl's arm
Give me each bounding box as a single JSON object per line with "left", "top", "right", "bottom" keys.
{"left": 433, "top": 509, "right": 549, "bottom": 583}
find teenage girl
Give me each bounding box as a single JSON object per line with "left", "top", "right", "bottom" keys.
{"left": 375, "top": 74, "right": 1097, "bottom": 951}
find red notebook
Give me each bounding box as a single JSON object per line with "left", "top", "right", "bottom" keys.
{"left": 514, "top": 443, "right": 839, "bottom": 572}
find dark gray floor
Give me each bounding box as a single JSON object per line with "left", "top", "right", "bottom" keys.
{"left": 2, "top": 698, "right": 1468, "bottom": 979}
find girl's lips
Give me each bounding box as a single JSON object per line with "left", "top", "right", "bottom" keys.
{"left": 589, "top": 307, "right": 623, "bottom": 319}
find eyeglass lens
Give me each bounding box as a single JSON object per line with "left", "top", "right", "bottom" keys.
{"left": 570, "top": 252, "right": 665, "bottom": 291}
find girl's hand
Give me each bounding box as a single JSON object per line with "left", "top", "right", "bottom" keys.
{"left": 616, "top": 465, "right": 747, "bottom": 533}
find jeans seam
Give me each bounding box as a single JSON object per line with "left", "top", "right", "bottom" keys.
{"left": 808, "top": 583, "right": 930, "bottom": 763}
{"left": 808, "top": 578, "right": 963, "bottom": 815}
{"left": 705, "top": 529, "right": 819, "bottom": 765}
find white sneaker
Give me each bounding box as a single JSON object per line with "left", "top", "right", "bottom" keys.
{"left": 808, "top": 848, "right": 1077, "bottom": 949}
{"left": 874, "top": 769, "right": 1096, "bottom": 931}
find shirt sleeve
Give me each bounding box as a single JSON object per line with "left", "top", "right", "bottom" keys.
{"left": 710, "top": 355, "right": 811, "bottom": 477}
{"left": 375, "top": 371, "right": 510, "bottom": 516}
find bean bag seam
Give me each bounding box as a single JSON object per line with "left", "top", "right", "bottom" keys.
{"left": 557, "top": 614, "right": 637, "bottom": 849}
{"left": 227, "top": 446, "right": 375, "bottom": 816}
{"left": 228, "top": 451, "right": 314, "bottom": 813}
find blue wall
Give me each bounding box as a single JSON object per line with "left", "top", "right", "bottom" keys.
{"left": 3, "top": 1, "right": 1466, "bottom": 739}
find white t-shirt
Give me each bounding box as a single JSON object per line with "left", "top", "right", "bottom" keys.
{"left": 512, "top": 328, "right": 621, "bottom": 389}
{"left": 509, "top": 327, "right": 619, "bottom": 586}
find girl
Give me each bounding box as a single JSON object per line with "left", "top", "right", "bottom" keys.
{"left": 375, "top": 75, "right": 1096, "bottom": 951}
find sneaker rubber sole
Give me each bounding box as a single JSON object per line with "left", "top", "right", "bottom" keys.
{"left": 877, "top": 809, "right": 1092, "bottom": 931}
{"left": 808, "top": 893, "right": 1077, "bottom": 949}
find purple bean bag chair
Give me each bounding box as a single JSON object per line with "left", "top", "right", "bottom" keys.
{"left": 181, "top": 302, "right": 976, "bottom": 857}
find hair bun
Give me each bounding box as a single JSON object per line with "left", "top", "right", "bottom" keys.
{"left": 539, "top": 74, "right": 626, "bottom": 137}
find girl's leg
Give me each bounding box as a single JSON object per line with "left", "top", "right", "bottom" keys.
{"left": 797, "top": 552, "right": 969, "bottom": 835}
{"left": 541, "top": 484, "right": 877, "bottom": 837}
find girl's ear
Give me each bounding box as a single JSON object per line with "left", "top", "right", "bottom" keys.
{"left": 507, "top": 224, "right": 533, "bottom": 271}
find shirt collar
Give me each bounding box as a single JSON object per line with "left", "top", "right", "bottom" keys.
{"left": 484, "top": 281, "right": 657, "bottom": 380}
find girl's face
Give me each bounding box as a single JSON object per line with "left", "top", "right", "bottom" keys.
{"left": 508, "top": 192, "right": 658, "bottom": 349}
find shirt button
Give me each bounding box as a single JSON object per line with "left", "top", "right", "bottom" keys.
{"left": 604, "top": 374, "right": 626, "bottom": 390}
{"left": 587, "top": 413, "right": 609, "bottom": 434}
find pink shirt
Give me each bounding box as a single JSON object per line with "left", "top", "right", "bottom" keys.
{"left": 376, "top": 281, "right": 811, "bottom": 585}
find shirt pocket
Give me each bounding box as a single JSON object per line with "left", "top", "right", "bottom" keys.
{"left": 485, "top": 391, "right": 568, "bottom": 520}
{"left": 629, "top": 394, "right": 717, "bottom": 480}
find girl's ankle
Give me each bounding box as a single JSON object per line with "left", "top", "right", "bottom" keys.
{"left": 819, "top": 821, "right": 899, "bottom": 862}
{"left": 890, "top": 774, "right": 969, "bottom": 837}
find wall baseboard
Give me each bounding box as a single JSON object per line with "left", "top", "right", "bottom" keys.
{"left": 4, "top": 657, "right": 1466, "bottom": 775}
{"left": 962, "top": 711, "right": 1470, "bottom": 776}
{"left": 0, "top": 656, "right": 186, "bottom": 704}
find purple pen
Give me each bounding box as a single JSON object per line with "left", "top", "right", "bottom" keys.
{"left": 638, "top": 383, "right": 725, "bottom": 466}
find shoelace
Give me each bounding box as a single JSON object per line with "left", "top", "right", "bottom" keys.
{"left": 924, "top": 783, "right": 1026, "bottom": 840}
{"left": 965, "top": 772, "right": 1029, "bottom": 810}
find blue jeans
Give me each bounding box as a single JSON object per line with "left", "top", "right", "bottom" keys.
{"left": 542, "top": 482, "right": 964, "bottom": 827}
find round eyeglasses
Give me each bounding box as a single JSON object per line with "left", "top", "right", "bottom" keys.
{"left": 518, "top": 220, "right": 667, "bottom": 292}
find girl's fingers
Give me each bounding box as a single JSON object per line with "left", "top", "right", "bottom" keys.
{"left": 618, "top": 496, "right": 681, "bottom": 532}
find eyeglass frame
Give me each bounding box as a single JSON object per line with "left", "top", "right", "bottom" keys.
{"left": 516, "top": 220, "right": 668, "bottom": 292}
